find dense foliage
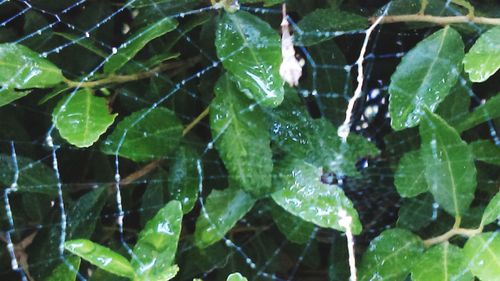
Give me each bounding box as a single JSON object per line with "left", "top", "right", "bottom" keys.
{"left": 0, "top": 0, "right": 499, "bottom": 281}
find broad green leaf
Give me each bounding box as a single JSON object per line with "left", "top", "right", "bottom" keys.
{"left": 210, "top": 74, "right": 273, "bottom": 197}
{"left": 53, "top": 89, "right": 117, "bottom": 148}
{"left": 215, "top": 11, "right": 284, "bottom": 107}
{"left": 271, "top": 157, "right": 362, "bottom": 234}
{"left": 44, "top": 256, "right": 81, "bottom": 281}
{"left": 102, "top": 107, "right": 183, "bottom": 162}
{"left": 194, "top": 187, "right": 256, "bottom": 248}
{"left": 463, "top": 232, "right": 500, "bottom": 281}
{"left": 481, "top": 192, "right": 499, "bottom": 226}
{"left": 66, "top": 187, "right": 108, "bottom": 240}
{"left": 0, "top": 43, "right": 64, "bottom": 88}
{"left": 435, "top": 78, "right": 471, "bottom": 124}
{"left": 103, "top": 17, "right": 178, "bottom": 73}
{"left": 411, "top": 243, "right": 473, "bottom": 281}
{"left": 0, "top": 88, "right": 30, "bottom": 107}
{"left": 420, "top": 108, "right": 476, "bottom": 217}
{"left": 132, "top": 200, "right": 183, "bottom": 280}
{"left": 270, "top": 202, "right": 315, "bottom": 244}
{"left": 0, "top": 154, "right": 57, "bottom": 195}
{"left": 64, "top": 239, "right": 135, "bottom": 278}
{"left": 358, "top": 228, "right": 424, "bottom": 281}
{"left": 470, "top": 140, "right": 500, "bottom": 166}
{"left": 389, "top": 27, "right": 464, "bottom": 130}
{"left": 294, "top": 9, "right": 367, "bottom": 46}
{"left": 463, "top": 26, "right": 500, "bottom": 82}
{"left": 394, "top": 150, "right": 428, "bottom": 198}
{"left": 397, "top": 193, "right": 434, "bottom": 231}
{"left": 140, "top": 169, "right": 167, "bottom": 226}
{"left": 453, "top": 94, "right": 500, "bottom": 132}
{"left": 168, "top": 146, "right": 199, "bottom": 213}
{"left": 227, "top": 273, "right": 248, "bottom": 281}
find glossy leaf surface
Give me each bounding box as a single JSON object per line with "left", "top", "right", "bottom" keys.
{"left": 53, "top": 89, "right": 117, "bottom": 148}
{"left": 394, "top": 150, "right": 428, "bottom": 198}
{"left": 44, "top": 256, "right": 81, "bottom": 281}
{"left": 227, "top": 273, "right": 248, "bottom": 281}
{"left": 195, "top": 187, "right": 256, "bottom": 248}
{"left": 463, "top": 26, "right": 500, "bottom": 82}
{"left": 463, "top": 232, "right": 500, "bottom": 281}
{"left": 215, "top": 11, "right": 284, "bottom": 107}
{"left": 102, "top": 107, "right": 183, "bottom": 162}
{"left": 420, "top": 109, "right": 476, "bottom": 217}
{"left": 389, "top": 27, "right": 464, "bottom": 130}
{"left": 168, "top": 146, "right": 199, "bottom": 213}
{"left": 64, "top": 239, "right": 135, "bottom": 278}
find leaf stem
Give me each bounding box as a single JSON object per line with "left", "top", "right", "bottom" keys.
{"left": 182, "top": 107, "right": 209, "bottom": 136}
{"left": 370, "top": 14, "right": 500, "bottom": 26}
{"left": 423, "top": 217, "right": 483, "bottom": 247}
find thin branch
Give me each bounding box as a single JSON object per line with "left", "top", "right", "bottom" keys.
{"left": 182, "top": 107, "right": 209, "bottom": 136}
{"left": 370, "top": 14, "right": 500, "bottom": 26}
{"left": 423, "top": 226, "right": 482, "bottom": 247}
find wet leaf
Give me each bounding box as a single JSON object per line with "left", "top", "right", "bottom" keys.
{"left": 168, "top": 146, "right": 199, "bottom": 213}
{"left": 358, "top": 228, "right": 424, "bottom": 281}
{"left": 463, "top": 232, "right": 500, "bottom": 281}
{"left": 210, "top": 74, "right": 273, "bottom": 197}
{"left": 394, "top": 150, "right": 428, "bottom": 198}
{"left": 102, "top": 107, "right": 183, "bottom": 162}
{"left": 397, "top": 193, "right": 434, "bottom": 231}
{"left": 470, "top": 140, "right": 500, "bottom": 166}
{"left": 132, "top": 200, "right": 183, "bottom": 280}
{"left": 140, "top": 169, "right": 167, "bottom": 226}
{"left": 463, "top": 26, "right": 500, "bottom": 82}
{"left": 53, "top": 89, "right": 117, "bottom": 148}
{"left": 435, "top": 78, "right": 471, "bottom": 124}
{"left": 64, "top": 239, "right": 135, "bottom": 278}
{"left": 294, "top": 9, "right": 367, "bottom": 46}
{"left": 194, "top": 187, "right": 256, "bottom": 248}
{"left": 270, "top": 202, "right": 315, "bottom": 244}
{"left": 227, "top": 272, "right": 248, "bottom": 281}
{"left": 411, "top": 243, "right": 472, "bottom": 281}
{"left": 216, "top": 11, "right": 284, "bottom": 107}
{"left": 44, "top": 256, "right": 81, "bottom": 281}
{"left": 481, "top": 192, "right": 499, "bottom": 226}
{"left": 271, "top": 157, "right": 362, "bottom": 234}
{"left": 104, "top": 17, "right": 178, "bottom": 73}
{"left": 453, "top": 93, "right": 500, "bottom": 132}
{"left": 420, "top": 108, "right": 476, "bottom": 217}
{"left": 389, "top": 27, "right": 464, "bottom": 130}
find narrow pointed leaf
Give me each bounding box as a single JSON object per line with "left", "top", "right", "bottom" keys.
{"left": 64, "top": 239, "right": 134, "bottom": 278}
{"left": 453, "top": 93, "right": 500, "bottom": 132}
{"left": 132, "top": 200, "right": 183, "bottom": 280}
{"left": 481, "top": 192, "right": 499, "bottom": 226}
{"left": 389, "top": 27, "right": 464, "bottom": 130}
{"left": 216, "top": 11, "right": 284, "bottom": 107}
{"left": 271, "top": 158, "right": 362, "bottom": 234}
{"left": 53, "top": 89, "right": 117, "bottom": 148}
{"left": 102, "top": 107, "right": 183, "bottom": 162}
{"left": 463, "top": 232, "right": 500, "bottom": 281}
{"left": 420, "top": 108, "right": 476, "bottom": 217}
{"left": 358, "top": 228, "right": 424, "bottom": 281}
{"left": 168, "top": 146, "right": 199, "bottom": 213}
{"left": 194, "top": 187, "right": 256, "bottom": 248}
{"left": 470, "top": 140, "right": 500, "bottom": 166}
{"left": 394, "top": 150, "right": 428, "bottom": 198}
{"left": 210, "top": 74, "right": 273, "bottom": 197}
{"left": 227, "top": 273, "right": 248, "bottom": 281}
{"left": 44, "top": 256, "right": 81, "bottom": 281}
{"left": 463, "top": 26, "right": 500, "bottom": 82}
{"left": 411, "top": 243, "right": 473, "bottom": 281}
{"left": 0, "top": 88, "right": 30, "bottom": 107}
{"left": 104, "top": 17, "right": 178, "bottom": 73}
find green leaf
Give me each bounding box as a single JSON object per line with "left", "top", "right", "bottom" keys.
{"left": 103, "top": 17, "right": 178, "bottom": 73}
{"left": 240, "top": 0, "right": 283, "bottom": 7}
{"left": 270, "top": 202, "right": 315, "bottom": 244}
{"left": 389, "top": 27, "right": 464, "bottom": 130}
{"left": 54, "top": 32, "right": 107, "bottom": 58}
{"left": 463, "top": 26, "right": 500, "bottom": 82}
{"left": 168, "top": 146, "right": 199, "bottom": 213}
{"left": 64, "top": 239, "right": 135, "bottom": 278}
{"left": 0, "top": 154, "right": 57, "bottom": 195}
{"left": 420, "top": 108, "right": 476, "bottom": 217}
{"left": 215, "top": 11, "right": 284, "bottom": 107}
{"left": 358, "top": 228, "right": 424, "bottom": 281}
{"left": 53, "top": 89, "right": 117, "bottom": 148}
{"left": 411, "top": 243, "right": 473, "bottom": 281}
{"left": 102, "top": 107, "right": 183, "bottom": 162}
{"left": 435, "top": 78, "right": 471, "bottom": 124}
{"left": 44, "top": 256, "right": 81, "bottom": 281}
{"left": 397, "top": 193, "right": 434, "bottom": 231}
{"left": 470, "top": 140, "right": 500, "bottom": 166}
{"left": 210, "top": 74, "right": 273, "bottom": 197}
{"left": 140, "top": 169, "right": 167, "bottom": 226}
{"left": 271, "top": 157, "right": 362, "bottom": 234}
{"left": 227, "top": 272, "right": 248, "bottom": 281}
{"left": 0, "top": 88, "right": 30, "bottom": 107}
{"left": 481, "top": 192, "right": 499, "bottom": 226}
{"left": 453, "top": 93, "right": 500, "bottom": 132}
{"left": 394, "top": 150, "right": 428, "bottom": 198}
{"left": 194, "top": 187, "right": 256, "bottom": 248}
{"left": 132, "top": 200, "right": 183, "bottom": 280}
{"left": 463, "top": 232, "right": 500, "bottom": 281}
{"left": 294, "top": 9, "right": 367, "bottom": 46}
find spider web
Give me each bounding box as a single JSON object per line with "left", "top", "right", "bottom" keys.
{"left": 0, "top": 1, "right": 498, "bottom": 281}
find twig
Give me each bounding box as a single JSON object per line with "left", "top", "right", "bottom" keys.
{"left": 370, "top": 14, "right": 500, "bottom": 26}
{"left": 182, "top": 107, "right": 209, "bottom": 136}
{"left": 423, "top": 217, "right": 483, "bottom": 247}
